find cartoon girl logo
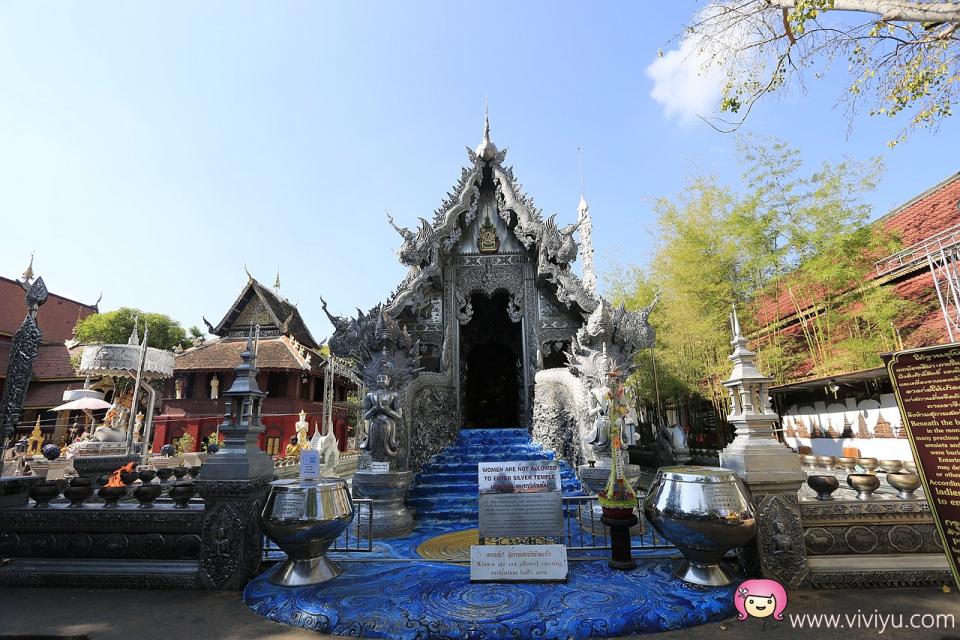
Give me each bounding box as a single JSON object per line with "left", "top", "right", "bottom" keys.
{"left": 734, "top": 579, "right": 788, "bottom": 621}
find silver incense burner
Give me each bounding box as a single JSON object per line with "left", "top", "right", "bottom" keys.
{"left": 259, "top": 478, "right": 354, "bottom": 586}
{"left": 643, "top": 466, "right": 756, "bottom": 586}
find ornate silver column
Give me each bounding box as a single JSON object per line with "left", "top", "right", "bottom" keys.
{"left": 0, "top": 265, "right": 47, "bottom": 477}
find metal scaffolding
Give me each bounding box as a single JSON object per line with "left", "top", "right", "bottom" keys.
{"left": 875, "top": 221, "right": 960, "bottom": 344}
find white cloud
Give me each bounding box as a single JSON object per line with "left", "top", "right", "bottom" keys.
{"left": 646, "top": 37, "right": 723, "bottom": 124}
{"left": 646, "top": 1, "right": 771, "bottom": 124}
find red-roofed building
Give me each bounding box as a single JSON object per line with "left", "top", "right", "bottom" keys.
{"left": 0, "top": 273, "right": 99, "bottom": 445}
{"left": 152, "top": 275, "right": 359, "bottom": 456}
{"left": 762, "top": 172, "right": 960, "bottom": 460}
{"left": 756, "top": 171, "right": 960, "bottom": 357}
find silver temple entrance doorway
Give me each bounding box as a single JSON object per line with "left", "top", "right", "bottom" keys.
{"left": 460, "top": 290, "right": 522, "bottom": 427}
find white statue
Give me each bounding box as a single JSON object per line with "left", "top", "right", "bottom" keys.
{"left": 90, "top": 402, "right": 129, "bottom": 442}
{"left": 310, "top": 420, "right": 340, "bottom": 476}
{"left": 210, "top": 375, "right": 220, "bottom": 399}
{"left": 584, "top": 350, "right": 613, "bottom": 461}
{"left": 133, "top": 412, "right": 144, "bottom": 443}
{"left": 655, "top": 422, "right": 691, "bottom": 466}
{"left": 295, "top": 410, "right": 309, "bottom": 447}
{"left": 621, "top": 388, "right": 640, "bottom": 447}
{"left": 586, "top": 384, "right": 612, "bottom": 455}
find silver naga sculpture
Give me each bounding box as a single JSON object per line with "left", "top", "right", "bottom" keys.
{"left": 564, "top": 294, "right": 659, "bottom": 464}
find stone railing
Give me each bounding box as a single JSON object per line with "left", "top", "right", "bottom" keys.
{"left": 0, "top": 471, "right": 270, "bottom": 590}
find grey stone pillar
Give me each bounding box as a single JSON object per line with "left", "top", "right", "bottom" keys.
{"left": 195, "top": 478, "right": 271, "bottom": 589}
{"left": 720, "top": 307, "right": 809, "bottom": 588}
{"left": 195, "top": 330, "right": 276, "bottom": 589}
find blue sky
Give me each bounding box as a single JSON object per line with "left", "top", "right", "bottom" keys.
{"left": 1, "top": 2, "right": 956, "bottom": 341}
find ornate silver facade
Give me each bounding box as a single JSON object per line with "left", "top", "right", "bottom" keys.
{"left": 326, "top": 120, "right": 591, "bottom": 448}
{"left": 325, "top": 116, "right": 656, "bottom": 471}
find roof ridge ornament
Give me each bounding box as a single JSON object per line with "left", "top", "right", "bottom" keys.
{"left": 22, "top": 253, "right": 35, "bottom": 284}
{"left": 730, "top": 303, "right": 744, "bottom": 341}
{"left": 475, "top": 99, "right": 498, "bottom": 162}
{"left": 577, "top": 146, "right": 588, "bottom": 213}
{"left": 128, "top": 315, "right": 140, "bottom": 346}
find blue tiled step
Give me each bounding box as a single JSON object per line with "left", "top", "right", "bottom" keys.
{"left": 431, "top": 449, "right": 555, "bottom": 461}
{"left": 407, "top": 427, "right": 585, "bottom": 520}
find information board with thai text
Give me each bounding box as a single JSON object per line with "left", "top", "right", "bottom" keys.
{"left": 885, "top": 345, "right": 960, "bottom": 588}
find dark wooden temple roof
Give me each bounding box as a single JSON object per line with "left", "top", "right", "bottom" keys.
{"left": 208, "top": 276, "right": 318, "bottom": 349}
{"left": 174, "top": 335, "right": 324, "bottom": 372}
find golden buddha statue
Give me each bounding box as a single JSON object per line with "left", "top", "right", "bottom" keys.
{"left": 284, "top": 434, "right": 301, "bottom": 459}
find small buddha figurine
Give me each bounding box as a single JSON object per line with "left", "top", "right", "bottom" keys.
{"left": 284, "top": 434, "right": 301, "bottom": 459}
{"left": 174, "top": 378, "right": 184, "bottom": 400}
{"left": 210, "top": 375, "right": 220, "bottom": 400}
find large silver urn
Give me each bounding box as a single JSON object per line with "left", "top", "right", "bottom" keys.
{"left": 643, "top": 466, "right": 756, "bottom": 586}
{"left": 259, "top": 478, "right": 354, "bottom": 586}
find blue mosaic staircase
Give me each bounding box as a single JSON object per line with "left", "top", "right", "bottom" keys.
{"left": 406, "top": 428, "right": 584, "bottom": 522}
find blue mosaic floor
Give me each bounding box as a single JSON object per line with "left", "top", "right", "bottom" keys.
{"left": 245, "top": 559, "right": 736, "bottom": 639}
{"left": 244, "top": 429, "right": 738, "bottom": 638}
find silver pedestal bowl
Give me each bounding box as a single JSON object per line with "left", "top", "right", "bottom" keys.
{"left": 643, "top": 466, "right": 756, "bottom": 587}
{"left": 259, "top": 478, "right": 354, "bottom": 587}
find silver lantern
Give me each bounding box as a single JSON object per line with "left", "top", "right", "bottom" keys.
{"left": 259, "top": 478, "right": 355, "bottom": 586}
{"left": 643, "top": 466, "right": 756, "bottom": 586}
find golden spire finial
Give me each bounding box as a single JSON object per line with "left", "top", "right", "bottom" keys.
{"left": 274, "top": 266, "right": 281, "bottom": 292}
{"left": 22, "top": 253, "right": 35, "bottom": 283}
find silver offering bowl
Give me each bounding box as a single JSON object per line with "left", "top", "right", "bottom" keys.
{"left": 847, "top": 473, "right": 880, "bottom": 500}
{"left": 644, "top": 466, "right": 756, "bottom": 587}
{"left": 887, "top": 472, "right": 921, "bottom": 499}
{"left": 815, "top": 455, "right": 837, "bottom": 470}
{"left": 836, "top": 456, "right": 858, "bottom": 473}
{"left": 904, "top": 460, "right": 918, "bottom": 474}
{"left": 878, "top": 459, "right": 903, "bottom": 474}
{"left": 807, "top": 475, "right": 839, "bottom": 500}
{"left": 259, "top": 479, "right": 354, "bottom": 587}
{"left": 856, "top": 457, "right": 879, "bottom": 474}
{"left": 800, "top": 454, "right": 818, "bottom": 469}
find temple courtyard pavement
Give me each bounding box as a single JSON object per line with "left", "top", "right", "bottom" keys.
{"left": 0, "top": 585, "right": 955, "bottom": 639}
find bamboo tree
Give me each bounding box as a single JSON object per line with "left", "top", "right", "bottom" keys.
{"left": 610, "top": 136, "right": 921, "bottom": 410}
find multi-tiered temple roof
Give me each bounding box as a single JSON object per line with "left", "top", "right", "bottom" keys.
{"left": 177, "top": 273, "right": 323, "bottom": 373}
